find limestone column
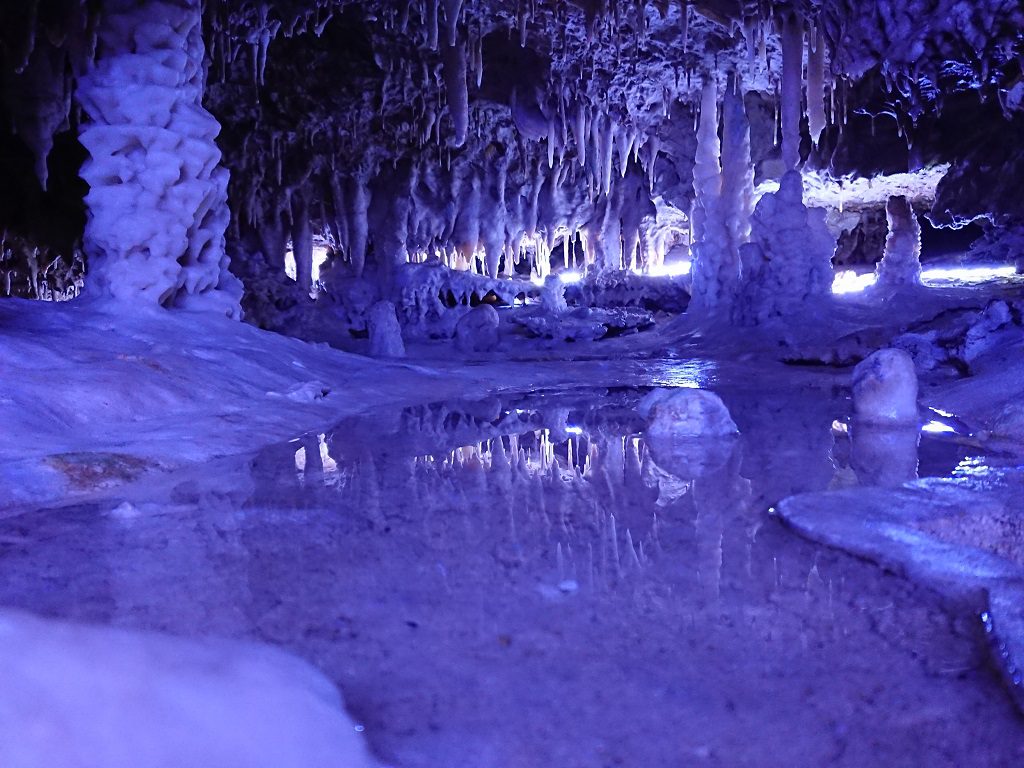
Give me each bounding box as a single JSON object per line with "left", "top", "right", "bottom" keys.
{"left": 875, "top": 195, "right": 922, "bottom": 287}
{"left": 77, "top": 0, "right": 241, "bottom": 315}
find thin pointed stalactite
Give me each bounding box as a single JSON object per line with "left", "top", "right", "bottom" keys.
{"left": 780, "top": 10, "right": 803, "bottom": 171}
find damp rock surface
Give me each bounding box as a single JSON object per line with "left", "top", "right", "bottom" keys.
{"left": 0, "top": 609, "right": 374, "bottom": 768}
{"left": 852, "top": 348, "right": 919, "bottom": 425}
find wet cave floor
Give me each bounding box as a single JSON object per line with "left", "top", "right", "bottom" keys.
{"left": 2, "top": 367, "right": 1023, "bottom": 766}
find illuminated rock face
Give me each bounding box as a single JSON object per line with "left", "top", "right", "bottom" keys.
{"left": 77, "top": 0, "right": 241, "bottom": 315}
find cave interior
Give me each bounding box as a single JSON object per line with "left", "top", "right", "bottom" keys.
{"left": 2, "top": 1, "right": 1024, "bottom": 765}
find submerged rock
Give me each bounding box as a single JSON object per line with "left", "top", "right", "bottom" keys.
{"left": 852, "top": 348, "right": 919, "bottom": 425}
{"left": 640, "top": 388, "right": 739, "bottom": 437}
{"left": 850, "top": 422, "right": 920, "bottom": 486}
{"left": 639, "top": 389, "right": 738, "bottom": 478}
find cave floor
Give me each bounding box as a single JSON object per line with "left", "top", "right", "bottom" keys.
{"left": 2, "top": 364, "right": 1024, "bottom": 766}
{"left": 3, "top": 277, "right": 1024, "bottom": 765}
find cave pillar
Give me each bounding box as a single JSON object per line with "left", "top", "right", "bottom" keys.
{"left": 76, "top": 0, "right": 241, "bottom": 316}
{"left": 691, "top": 74, "right": 753, "bottom": 316}
{"left": 875, "top": 195, "right": 922, "bottom": 287}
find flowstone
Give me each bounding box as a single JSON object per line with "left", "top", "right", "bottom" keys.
{"left": 77, "top": 0, "right": 240, "bottom": 315}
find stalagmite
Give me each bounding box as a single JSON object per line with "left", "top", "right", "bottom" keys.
{"left": 598, "top": 192, "right": 623, "bottom": 271}
{"left": 456, "top": 304, "right": 500, "bottom": 352}
{"left": 852, "top": 348, "right": 919, "bottom": 425}
{"left": 875, "top": 195, "right": 922, "bottom": 287}
{"left": 77, "top": 0, "right": 241, "bottom": 315}
{"left": 734, "top": 170, "right": 835, "bottom": 325}
{"left": 368, "top": 300, "right": 407, "bottom": 357}
{"left": 780, "top": 12, "right": 803, "bottom": 170}
{"left": 719, "top": 76, "right": 754, "bottom": 261}
{"left": 691, "top": 74, "right": 753, "bottom": 316}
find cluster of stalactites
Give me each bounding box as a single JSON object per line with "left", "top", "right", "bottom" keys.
{"left": 0, "top": 0, "right": 101, "bottom": 190}
{"left": 238, "top": 97, "right": 674, "bottom": 295}
{"left": 223, "top": 2, "right": 844, "bottom": 304}
{"left": 778, "top": 9, "right": 834, "bottom": 168}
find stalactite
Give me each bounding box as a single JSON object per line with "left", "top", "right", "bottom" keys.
{"left": 690, "top": 78, "right": 721, "bottom": 247}
{"left": 442, "top": 39, "right": 469, "bottom": 147}
{"left": 806, "top": 23, "right": 827, "bottom": 146}
{"left": 258, "top": 209, "right": 287, "bottom": 269}
{"left": 601, "top": 118, "right": 615, "bottom": 196}
{"left": 349, "top": 175, "right": 370, "bottom": 277}
{"left": 329, "top": 175, "right": 350, "bottom": 257}
{"left": 443, "top": 0, "right": 463, "bottom": 43}
{"left": 290, "top": 190, "right": 313, "bottom": 293}
{"left": 426, "top": 0, "right": 440, "bottom": 50}
{"left": 617, "top": 129, "right": 634, "bottom": 178}
{"left": 547, "top": 118, "right": 557, "bottom": 169}
{"left": 780, "top": 11, "right": 803, "bottom": 170}
{"left": 646, "top": 136, "right": 660, "bottom": 192}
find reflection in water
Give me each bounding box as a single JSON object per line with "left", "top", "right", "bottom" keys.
{"left": 0, "top": 385, "right": 1010, "bottom": 767}
{"left": 648, "top": 359, "right": 718, "bottom": 389}
{"left": 850, "top": 423, "right": 921, "bottom": 487}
